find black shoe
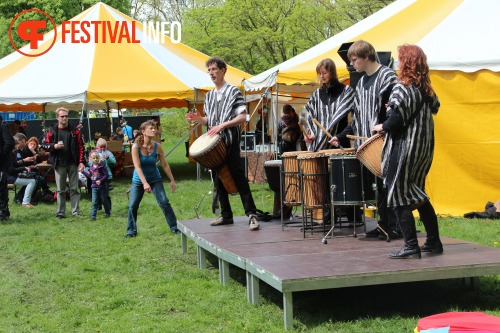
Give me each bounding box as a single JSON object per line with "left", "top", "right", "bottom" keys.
{"left": 365, "top": 228, "right": 381, "bottom": 237}
{"left": 389, "top": 246, "right": 421, "bottom": 259}
{"left": 421, "top": 240, "right": 443, "bottom": 254}
{"left": 378, "top": 229, "right": 403, "bottom": 240}
{"left": 125, "top": 234, "right": 136, "bottom": 238}
{"left": 173, "top": 229, "right": 181, "bottom": 235}
{"left": 14, "top": 199, "right": 21, "bottom": 205}
{"left": 56, "top": 214, "right": 65, "bottom": 219}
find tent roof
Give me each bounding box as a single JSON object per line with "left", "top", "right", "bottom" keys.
{"left": 244, "top": 0, "right": 500, "bottom": 91}
{"left": 0, "top": 3, "right": 250, "bottom": 110}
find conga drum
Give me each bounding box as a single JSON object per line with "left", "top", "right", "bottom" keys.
{"left": 356, "top": 133, "right": 384, "bottom": 178}
{"left": 189, "top": 133, "right": 238, "bottom": 194}
{"left": 281, "top": 151, "right": 304, "bottom": 206}
{"left": 297, "top": 152, "right": 328, "bottom": 210}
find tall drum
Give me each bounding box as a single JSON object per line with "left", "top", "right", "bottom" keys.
{"left": 189, "top": 133, "right": 238, "bottom": 194}
{"left": 330, "top": 153, "right": 366, "bottom": 205}
{"left": 281, "top": 151, "right": 304, "bottom": 206}
{"left": 297, "top": 152, "right": 328, "bottom": 209}
{"left": 264, "top": 159, "right": 283, "bottom": 217}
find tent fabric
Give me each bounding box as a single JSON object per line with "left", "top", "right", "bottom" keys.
{"left": 0, "top": 3, "right": 249, "bottom": 109}
{"left": 244, "top": 0, "right": 500, "bottom": 216}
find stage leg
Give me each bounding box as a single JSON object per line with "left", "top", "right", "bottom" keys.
{"left": 181, "top": 233, "right": 187, "bottom": 254}
{"left": 283, "top": 291, "right": 293, "bottom": 330}
{"left": 219, "top": 258, "right": 230, "bottom": 285}
{"left": 246, "top": 271, "right": 260, "bottom": 304}
{"left": 196, "top": 245, "right": 207, "bottom": 269}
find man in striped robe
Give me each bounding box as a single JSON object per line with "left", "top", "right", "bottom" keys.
{"left": 186, "top": 57, "right": 260, "bottom": 231}
{"left": 330, "top": 40, "right": 399, "bottom": 240}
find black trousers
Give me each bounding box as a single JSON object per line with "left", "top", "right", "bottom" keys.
{"left": 0, "top": 170, "right": 10, "bottom": 218}
{"left": 216, "top": 137, "right": 257, "bottom": 219}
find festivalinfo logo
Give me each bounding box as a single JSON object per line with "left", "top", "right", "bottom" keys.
{"left": 9, "top": 8, "right": 182, "bottom": 57}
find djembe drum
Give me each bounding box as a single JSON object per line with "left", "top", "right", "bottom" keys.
{"left": 297, "top": 152, "right": 328, "bottom": 211}
{"left": 356, "top": 133, "right": 384, "bottom": 178}
{"left": 189, "top": 133, "right": 238, "bottom": 194}
{"left": 281, "top": 151, "right": 304, "bottom": 206}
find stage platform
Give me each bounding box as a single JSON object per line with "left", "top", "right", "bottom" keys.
{"left": 178, "top": 216, "right": 500, "bottom": 330}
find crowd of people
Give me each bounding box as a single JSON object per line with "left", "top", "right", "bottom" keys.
{"left": 0, "top": 41, "right": 443, "bottom": 259}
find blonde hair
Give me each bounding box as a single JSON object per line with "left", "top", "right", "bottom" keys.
{"left": 90, "top": 151, "right": 100, "bottom": 159}
{"left": 96, "top": 138, "right": 107, "bottom": 148}
{"left": 55, "top": 107, "right": 69, "bottom": 117}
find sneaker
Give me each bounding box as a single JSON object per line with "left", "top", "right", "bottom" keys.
{"left": 210, "top": 216, "right": 234, "bottom": 226}
{"left": 56, "top": 214, "right": 66, "bottom": 219}
{"left": 125, "top": 234, "right": 136, "bottom": 238}
{"left": 173, "top": 229, "right": 182, "bottom": 235}
{"left": 104, "top": 214, "right": 110, "bottom": 218}
{"left": 249, "top": 214, "right": 260, "bottom": 231}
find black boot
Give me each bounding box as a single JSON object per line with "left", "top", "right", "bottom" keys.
{"left": 389, "top": 206, "right": 421, "bottom": 259}
{"left": 418, "top": 201, "right": 443, "bottom": 254}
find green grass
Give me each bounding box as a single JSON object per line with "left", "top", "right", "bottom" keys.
{"left": 0, "top": 136, "right": 499, "bottom": 332}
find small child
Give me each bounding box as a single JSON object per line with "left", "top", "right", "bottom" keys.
{"left": 82, "top": 151, "right": 111, "bottom": 220}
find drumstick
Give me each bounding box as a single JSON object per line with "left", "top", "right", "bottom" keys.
{"left": 346, "top": 134, "right": 368, "bottom": 140}
{"left": 312, "top": 118, "right": 332, "bottom": 138}
{"left": 298, "top": 123, "right": 309, "bottom": 138}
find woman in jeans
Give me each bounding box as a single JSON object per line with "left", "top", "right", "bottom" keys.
{"left": 126, "top": 120, "right": 180, "bottom": 237}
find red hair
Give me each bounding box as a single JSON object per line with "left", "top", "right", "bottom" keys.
{"left": 397, "top": 44, "right": 435, "bottom": 96}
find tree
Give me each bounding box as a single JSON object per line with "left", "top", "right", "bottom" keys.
{"left": 181, "top": 0, "right": 394, "bottom": 74}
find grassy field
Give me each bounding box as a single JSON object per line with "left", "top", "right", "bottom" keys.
{"left": 1, "top": 136, "right": 499, "bottom": 332}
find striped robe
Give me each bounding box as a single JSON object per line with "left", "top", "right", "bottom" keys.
{"left": 382, "top": 83, "right": 440, "bottom": 207}
{"left": 204, "top": 83, "right": 246, "bottom": 146}
{"left": 304, "top": 84, "right": 354, "bottom": 152}
{"left": 351, "top": 66, "right": 397, "bottom": 148}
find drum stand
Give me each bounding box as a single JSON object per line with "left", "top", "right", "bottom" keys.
{"left": 321, "top": 168, "right": 374, "bottom": 244}
{"left": 299, "top": 166, "right": 329, "bottom": 238}
{"left": 280, "top": 166, "right": 301, "bottom": 230}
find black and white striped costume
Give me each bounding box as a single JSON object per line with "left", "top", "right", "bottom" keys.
{"left": 204, "top": 83, "right": 246, "bottom": 146}
{"left": 203, "top": 83, "right": 257, "bottom": 218}
{"left": 382, "top": 83, "right": 440, "bottom": 208}
{"left": 351, "top": 66, "right": 397, "bottom": 148}
{"left": 304, "top": 83, "right": 354, "bottom": 152}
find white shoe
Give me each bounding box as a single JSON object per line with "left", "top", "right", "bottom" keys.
{"left": 249, "top": 214, "right": 260, "bottom": 231}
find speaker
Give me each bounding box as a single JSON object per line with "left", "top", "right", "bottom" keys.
{"left": 240, "top": 133, "right": 255, "bottom": 151}
{"left": 376, "top": 51, "right": 392, "bottom": 67}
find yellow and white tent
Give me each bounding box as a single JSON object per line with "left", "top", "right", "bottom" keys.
{"left": 0, "top": 2, "right": 249, "bottom": 112}
{"left": 244, "top": 0, "right": 500, "bottom": 216}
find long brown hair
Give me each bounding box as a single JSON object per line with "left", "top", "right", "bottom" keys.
{"left": 315, "top": 58, "right": 339, "bottom": 86}
{"left": 397, "top": 44, "right": 435, "bottom": 96}
{"left": 136, "top": 120, "right": 157, "bottom": 147}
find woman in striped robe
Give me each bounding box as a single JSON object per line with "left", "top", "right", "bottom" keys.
{"left": 304, "top": 58, "right": 354, "bottom": 152}
{"left": 372, "top": 44, "right": 443, "bottom": 259}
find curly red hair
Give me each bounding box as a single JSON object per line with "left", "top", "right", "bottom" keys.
{"left": 397, "top": 44, "right": 435, "bottom": 96}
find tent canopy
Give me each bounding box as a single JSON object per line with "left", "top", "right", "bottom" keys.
{"left": 244, "top": 0, "right": 500, "bottom": 216}
{"left": 244, "top": 0, "right": 500, "bottom": 90}
{"left": 0, "top": 2, "right": 250, "bottom": 111}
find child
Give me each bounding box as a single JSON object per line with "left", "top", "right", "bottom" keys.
{"left": 82, "top": 151, "right": 111, "bottom": 220}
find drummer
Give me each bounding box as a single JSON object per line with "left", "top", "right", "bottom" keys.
{"left": 329, "top": 40, "right": 399, "bottom": 240}
{"left": 300, "top": 58, "right": 354, "bottom": 225}
{"left": 186, "top": 56, "right": 260, "bottom": 231}
{"left": 303, "top": 58, "right": 353, "bottom": 152}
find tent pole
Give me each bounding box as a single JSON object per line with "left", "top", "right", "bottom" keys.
{"left": 274, "top": 81, "right": 279, "bottom": 158}
{"left": 194, "top": 87, "right": 201, "bottom": 181}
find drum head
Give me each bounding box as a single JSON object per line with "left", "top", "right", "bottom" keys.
{"left": 320, "top": 148, "right": 355, "bottom": 156}
{"left": 189, "top": 133, "right": 220, "bottom": 156}
{"left": 264, "top": 160, "right": 282, "bottom": 167}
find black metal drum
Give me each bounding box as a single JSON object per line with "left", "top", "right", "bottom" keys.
{"left": 330, "top": 154, "right": 375, "bottom": 204}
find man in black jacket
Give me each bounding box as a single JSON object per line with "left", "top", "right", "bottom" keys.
{"left": 41, "top": 107, "right": 86, "bottom": 219}
{"left": 0, "top": 116, "right": 16, "bottom": 220}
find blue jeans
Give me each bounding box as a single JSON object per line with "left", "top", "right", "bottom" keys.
{"left": 127, "top": 181, "right": 178, "bottom": 236}
{"left": 91, "top": 186, "right": 111, "bottom": 219}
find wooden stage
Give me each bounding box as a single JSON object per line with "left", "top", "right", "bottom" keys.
{"left": 178, "top": 216, "right": 500, "bottom": 329}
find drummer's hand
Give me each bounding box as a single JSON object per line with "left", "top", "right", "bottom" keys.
{"left": 207, "top": 125, "right": 223, "bottom": 136}
{"left": 304, "top": 132, "right": 314, "bottom": 143}
{"left": 170, "top": 180, "right": 176, "bottom": 193}
{"left": 186, "top": 111, "right": 201, "bottom": 123}
{"left": 372, "top": 124, "right": 384, "bottom": 134}
{"left": 329, "top": 136, "right": 340, "bottom": 147}
{"left": 143, "top": 182, "right": 152, "bottom": 193}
